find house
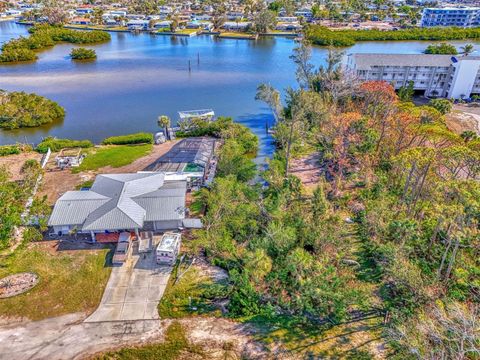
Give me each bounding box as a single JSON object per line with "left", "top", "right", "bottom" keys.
{"left": 76, "top": 7, "right": 93, "bottom": 15}
{"left": 421, "top": 7, "right": 480, "bottom": 27}
{"left": 71, "top": 17, "right": 92, "bottom": 25}
{"left": 275, "top": 22, "right": 302, "bottom": 31}
{"left": 48, "top": 173, "right": 187, "bottom": 239}
{"left": 127, "top": 19, "right": 150, "bottom": 30}
{"left": 347, "top": 53, "right": 480, "bottom": 99}
{"left": 154, "top": 20, "right": 172, "bottom": 29}
{"left": 222, "top": 21, "right": 252, "bottom": 31}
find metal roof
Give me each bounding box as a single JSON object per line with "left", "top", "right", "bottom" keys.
{"left": 48, "top": 173, "right": 186, "bottom": 231}
{"left": 144, "top": 138, "right": 215, "bottom": 171}
{"left": 178, "top": 109, "right": 214, "bottom": 120}
{"left": 350, "top": 53, "right": 480, "bottom": 70}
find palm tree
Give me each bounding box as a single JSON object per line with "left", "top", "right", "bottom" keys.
{"left": 158, "top": 115, "right": 171, "bottom": 139}
{"left": 461, "top": 44, "right": 474, "bottom": 56}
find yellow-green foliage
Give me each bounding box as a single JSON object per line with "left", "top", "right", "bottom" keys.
{"left": 0, "top": 91, "right": 65, "bottom": 129}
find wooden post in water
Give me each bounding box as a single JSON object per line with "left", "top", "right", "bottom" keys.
{"left": 188, "top": 60, "right": 191, "bottom": 72}
{"left": 265, "top": 119, "right": 268, "bottom": 134}
{"left": 197, "top": 52, "right": 200, "bottom": 65}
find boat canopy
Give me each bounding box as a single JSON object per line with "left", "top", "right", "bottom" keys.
{"left": 178, "top": 109, "right": 215, "bottom": 121}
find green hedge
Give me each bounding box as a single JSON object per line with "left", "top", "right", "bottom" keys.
{"left": 102, "top": 132, "right": 153, "bottom": 145}
{"left": 0, "top": 145, "right": 21, "bottom": 156}
{"left": 305, "top": 25, "right": 480, "bottom": 47}
{"left": 36, "top": 137, "right": 93, "bottom": 153}
{"left": 0, "top": 24, "right": 110, "bottom": 63}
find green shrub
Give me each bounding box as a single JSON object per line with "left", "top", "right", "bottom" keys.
{"left": 102, "top": 132, "right": 153, "bottom": 145}
{"left": 0, "top": 91, "right": 65, "bottom": 129}
{"left": 425, "top": 43, "right": 458, "bottom": 54}
{"left": 0, "top": 145, "right": 21, "bottom": 156}
{"left": 36, "top": 137, "right": 93, "bottom": 153}
{"left": 70, "top": 47, "right": 96, "bottom": 60}
{"left": 0, "top": 24, "right": 110, "bottom": 63}
{"left": 305, "top": 25, "right": 480, "bottom": 47}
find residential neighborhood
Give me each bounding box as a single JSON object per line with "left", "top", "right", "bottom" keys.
{"left": 0, "top": 0, "right": 480, "bottom": 358}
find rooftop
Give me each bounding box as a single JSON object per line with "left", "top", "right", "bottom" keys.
{"left": 145, "top": 137, "right": 215, "bottom": 171}
{"left": 350, "top": 53, "right": 480, "bottom": 70}
{"left": 48, "top": 173, "right": 187, "bottom": 231}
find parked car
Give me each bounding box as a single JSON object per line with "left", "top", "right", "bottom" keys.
{"left": 112, "top": 232, "right": 132, "bottom": 265}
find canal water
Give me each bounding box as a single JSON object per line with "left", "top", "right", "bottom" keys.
{"left": 1, "top": 21, "right": 479, "bottom": 159}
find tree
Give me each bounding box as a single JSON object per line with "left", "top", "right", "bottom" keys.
{"left": 461, "top": 44, "right": 474, "bottom": 56}
{"left": 253, "top": 9, "right": 276, "bottom": 34}
{"left": 398, "top": 80, "right": 415, "bottom": 102}
{"left": 157, "top": 115, "right": 171, "bottom": 131}
{"left": 425, "top": 43, "right": 458, "bottom": 55}
{"left": 40, "top": 0, "right": 68, "bottom": 25}
{"left": 255, "top": 83, "right": 282, "bottom": 123}
{"left": 428, "top": 98, "right": 452, "bottom": 115}
{"left": 289, "top": 40, "right": 315, "bottom": 90}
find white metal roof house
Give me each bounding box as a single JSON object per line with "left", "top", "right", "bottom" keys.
{"left": 48, "top": 173, "right": 187, "bottom": 240}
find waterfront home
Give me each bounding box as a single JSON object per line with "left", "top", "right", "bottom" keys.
{"left": 71, "top": 17, "right": 91, "bottom": 25}
{"left": 127, "top": 19, "right": 149, "bottom": 30}
{"left": 347, "top": 53, "right": 480, "bottom": 99}
{"left": 222, "top": 21, "right": 252, "bottom": 31}
{"left": 275, "top": 22, "right": 302, "bottom": 31}
{"left": 186, "top": 20, "right": 213, "bottom": 31}
{"left": 48, "top": 173, "right": 188, "bottom": 239}
{"left": 154, "top": 20, "right": 172, "bottom": 29}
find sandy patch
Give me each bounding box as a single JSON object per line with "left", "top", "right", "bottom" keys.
{"left": 289, "top": 152, "right": 323, "bottom": 188}
{"left": 0, "top": 152, "right": 42, "bottom": 181}
{"left": 446, "top": 104, "right": 480, "bottom": 134}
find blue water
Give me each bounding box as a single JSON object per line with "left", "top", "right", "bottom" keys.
{"left": 1, "top": 21, "right": 479, "bottom": 160}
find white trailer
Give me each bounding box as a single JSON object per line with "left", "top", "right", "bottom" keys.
{"left": 156, "top": 232, "right": 181, "bottom": 265}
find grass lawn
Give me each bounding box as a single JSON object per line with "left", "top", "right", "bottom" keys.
{"left": 175, "top": 28, "right": 198, "bottom": 35}
{"left": 73, "top": 144, "right": 152, "bottom": 172}
{"left": 0, "top": 241, "right": 112, "bottom": 320}
{"left": 218, "top": 32, "right": 257, "bottom": 39}
{"left": 96, "top": 321, "right": 204, "bottom": 360}
{"left": 158, "top": 263, "right": 227, "bottom": 318}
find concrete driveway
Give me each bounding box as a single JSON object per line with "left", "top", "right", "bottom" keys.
{"left": 86, "top": 242, "right": 172, "bottom": 322}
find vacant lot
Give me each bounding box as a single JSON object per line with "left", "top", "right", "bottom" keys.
{"left": 0, "top": 151, "right": 42, "bottom": 181}
{"left": 0, "top": 240, "right": 113, "bottom": 322}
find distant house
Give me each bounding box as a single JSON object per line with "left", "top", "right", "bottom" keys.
{"left": 275, "top": 22, "right": 302, "bottom": 31}
{"left": 154, "top": 20, "right": 172, "bottom": 29}
{"left": 76, "top": 7, "right": 93, "bottom": 15}
{"left": 48, "top": 173, "right": 187, "bottom": 239}
{"left": 222, "top": 21, "right": 252, "bottom": 31}
{"left": 127, "top": 19, "right": 149, "bottom": 30}
{"left": 71, "top": 17, "right": 91, "bottom": 25}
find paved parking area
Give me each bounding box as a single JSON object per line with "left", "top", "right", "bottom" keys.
{"left": 86, "top": 244, "right": 172, "bottom": 322}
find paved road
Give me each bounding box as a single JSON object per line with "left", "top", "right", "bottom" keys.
{"left": 86, "top": 242, "right": 172, "bottom": 322}
{"left": 0, "top": 313, "right": 167, "bottom": 360}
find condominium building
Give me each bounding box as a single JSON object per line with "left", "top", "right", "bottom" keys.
{"left": 420, "top": 7, "right": 480, "bottom": 27}
{"left": 347, "top": 54, "right": 480, "bottom": 99}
